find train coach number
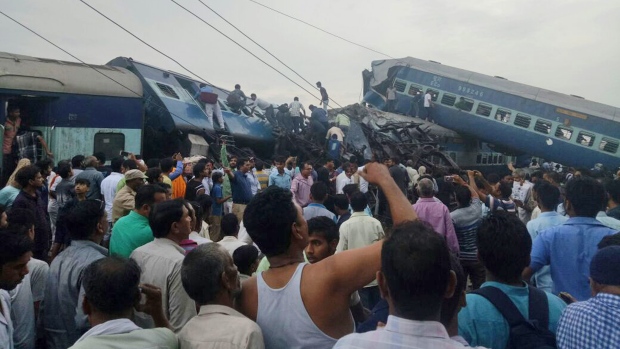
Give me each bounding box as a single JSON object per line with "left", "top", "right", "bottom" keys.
{"left": 68, "top": 113, "right": 78, "bottom": 121}
{"left": 457, "top": 85, "right": 484, "bottom": 97}
{"left": 430, "top": 76, "right": 442, "bottom": 88}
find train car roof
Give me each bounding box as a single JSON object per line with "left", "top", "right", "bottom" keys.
{"left": 0, "top": 51, "right": 143, "bottom": 98}
{"left": 370, "top": 57, "right": 620, "bottom": 122}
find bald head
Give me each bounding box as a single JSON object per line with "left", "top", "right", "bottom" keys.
{"left": 84, "top": 156, "right": 99, "bottom": 168}
{"left": 418, "top": 178, "right": 434, "bottom": 198}
{"left": 181, "top": 243, "right": 230, "bottom": 305}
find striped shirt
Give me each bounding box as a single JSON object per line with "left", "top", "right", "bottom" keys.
{"left": 557, "top": 293, "right": 620, "bottom": 349}
{"left": 450, "top": 198, "right": 483, "bottom": 261}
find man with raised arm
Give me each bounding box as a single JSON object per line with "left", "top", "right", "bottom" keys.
{"left": 237, "top": 162, "right": 417, "bottom": 348}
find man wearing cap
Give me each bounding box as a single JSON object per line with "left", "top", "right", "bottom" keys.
{"left": 556, "top": 246, "right": 620, "bottom": 349}
{"left": 112, "top": 169, "right": 146, "bottom": 222}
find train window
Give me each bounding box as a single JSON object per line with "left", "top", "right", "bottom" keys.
{"left": 454, "top": 97, "right": 473, "bottom": 111}
{"left": 94, "top": 133, "right": 125, "bottom": 163}
{"left": 408, "top": 84, "right": 423, "bottom": 96}
{"left": 514, "top": 114, "right": 531, "bottom": 128}
{"left": 534, "top": 120, "right": 552, "bottom": 134}
{"left": 599, "top": 138, "right": 619, "bottom": 153}
{"left": 425, "top": 89, "right": 439, "bottom": 102}
{"left": 498, "top": 155, "right": 504, "bottom": 163}
{"left": 482, "top": 154, "right": 488, "bottom": 165}
{"left": 555, "top": 126, "right": 573, "bottom": 140}
{"left": 393, "top": 80, "right": 407, "bottom": 93}
{"left": 449, "top": 152, "right": 457, "bottom": 161}
{"left": 476, "top": 154, "right": 482, "bottom": 164}
{"left": 576, "top": 131, "right": 595, "bottom": 147}
{"left": 475, "top": 103, "right": 492, "bottom": 117}
{"left": 495, "top": 109, "right": 511, "bottom": 123}
{"left": 493, "top": 154, "right": 499, "bottom": 164}
{"left": 156, "top": 83, "right": 180, "bottom": 99}
{"left": 441, "top": 94, "right": 456, "bottom": 106}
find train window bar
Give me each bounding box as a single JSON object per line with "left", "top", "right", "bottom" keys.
{"left": 555, "top": 126, "right": 573, "bottom": 140}
{"left": 534, "top": 120, "right": 552, "bottom": 134}
{"left": 576, "top": 131, "right": 595, "bottom": 147}
{"left": 514, "top": 114, "right": 531, "bottom": 128}
{"left": 495, "top": 109, "right": 512, "bottom": 123}
{"left": 599, "top": 138, "right": 619, "bottom": 154}
{"left": 475, "top": 103, "right": 492, "bottom": 117}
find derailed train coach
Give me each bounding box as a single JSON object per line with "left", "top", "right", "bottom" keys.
{"left": 0, "top": 51, "right": 275, "bottom": 175}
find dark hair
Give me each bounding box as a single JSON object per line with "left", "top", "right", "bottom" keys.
{"left": 598, "top": 232, "right": 620, "bottom": 249}
{"left": 193, "top": 162, "right": 207, "bottom": 178}
{"left": 307, "top": 216, "right": 339, "bottom": 243}
{"left": 440, "top": 253, "right": 466, "bottom": 326}
{"left": 274, "top": 155, "right": 286, "bottom": 164}
{"left": 477, "top": 211, "right": 531, "bottom": 282}
{"left": 196, "top": 194, "right": 213, "bottom": 217}
{"left": 0, "top": 230, "right": 33, "bottom": 267}
{"left": 66, "top": 200, "right": 106, "bottom": 240}
{"left": 212, "top": 171, "right": 223, "bottom": 184}
{"left": 565, "top": 177, "right": 606, "bottom": 217}
{"left": 149, "top": 200, "right": 185, "bottom": 238}
{"left": 135, "top": 184, "right": 167, "bottom": 210}
{"left": 498, "top": 181, "right": 513, "bottom": 199}
{"left": 189, "top": 201, "right": 203, "bottom": 229}
{"left": 454, "top": 185, "right": 471, "bottom": 208}
{"left": 342, "top": 183, "right": 359, "bottom": 197}
{"left": 75, "top": 178, "right": 91, "bottom": 187}
{"left": 545, "top": 171, "right": 562, "bottom": 184}
{"left": 15, "top": 165, "right": 40, "bottom": 188}
{"left": 310, "top": 182, "right": 328, "bottom": 202}
{"left": 487, "top": 173, "right": 500, "bottom": 185}
{"left": 57, "top": 160, "right": 72, "bottom": 179}
{"left": 182, "top": 243, "right": 227, "bottom": 305}
{"left": 333, "top": 194, "right": 349, "bottom": 210}
{"left": 605, "top": 180, "right": 620, "bottom": 204}
{"left": 244, "top": 186, "right": 297, "bottom": 257}
{"left": 255, "top": 160, "right": 264, "bottom": 171}
{"left": 7, "top": 208, "right": 35, "bottom": 230}
{"left": 160, "top": 158, "right": 176, "bottom": 173}
{"left": 382, "top": 220, "right": 451, "bottom": 320}
{"left": 110, "top": 157, "right": 123, "bottom": 173}
{"left": 82, "top": 257, "right": 141, "bottom": 316}
{"left": 146, "top": 158, "right": 160, "bottom": 169}
{"left": 145, "top": 168, "right": 162, "bottom": 184}
{"left": 533, "top": 180, "right": 560, "bottom": 211}
{"left": 71, "top": 155, "right": 85, "bottom": 169}
{"left": 122, "top": 159, "right": 138, "bottom": 171}
{"left": 235, "top": 84, "right": 241, "bottom": 89}
{"left": 233, "top": 245, "right": 259, "bottom": 276}
{"left": 94, "top": 152, "right": 106, "bottom": 164}
{"left": 35, "top": 159, "right": 53, "bottom": 172}
{"left": 350, "top": 191, "right": 368, "bottom": 212}
{"left": 155, "top": 182, "right": 171, "bottom": 191}
{"left": 7, "top": 104, "right": 19, "bottom": 113}
{"left": 221, "top": 213, "right": 239, "bottom": 237}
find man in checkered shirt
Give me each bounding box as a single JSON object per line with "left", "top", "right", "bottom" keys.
{"left": 556, "top": 245, "right": 620, "bottom": 349}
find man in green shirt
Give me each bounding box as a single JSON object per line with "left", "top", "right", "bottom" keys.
{"left": 110, "top": 185, "right": 167, "bottom": 257}
{"left": 220, "top": 142, "right": 235, "bottom": 214}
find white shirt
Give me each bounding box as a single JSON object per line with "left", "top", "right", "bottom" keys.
{"left": 251, "top": 98, "right": 271, "bottom": 110}
{"left": 424, "top": 93, "right": 432, "bottom": 107}
{"left": 336, "top": 172, "right": 353, "bottom": 194}
{"left": 189, "top": 232, "right": 212, "bottom": 245}
{"left": 357, "top": 166, "right": 369, "bottom": 193}
{"left": 130, "top": 239, "right": 197, "bottom": 332}
{"left": 334, "top": 315, "right": 484, "bottom": 349}
{"left": 9, "top": 275, "right": 35, "bottom": 349}
{"left": 0, "top": 290, "right": 14, "bottom": 349}
{"left": 289, "top": 101, "right": 305, "bottom": 117}
{"left": 100, "top": 172, "right": 123, "bottom": 223}
{"left": 326, "top": 127, "right": 345, "bottom": 142}
{"left": 387, "top": 87, "right": 396, "bottom": 100}
{"left": 218, "top": 236, "right": 247, "bottom": 257}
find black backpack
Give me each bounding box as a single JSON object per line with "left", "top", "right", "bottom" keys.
{"left": 472, "top": 286, "right": 556, "bottom": 349}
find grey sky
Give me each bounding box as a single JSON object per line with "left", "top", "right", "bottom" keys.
{"left": 1, "top": 0, "right": 619, "bottom": 107}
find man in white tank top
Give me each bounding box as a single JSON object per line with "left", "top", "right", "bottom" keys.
{"left": 237, "top": 163, "right": 418, "bottom": 348}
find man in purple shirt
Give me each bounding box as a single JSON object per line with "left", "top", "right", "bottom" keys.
{"left": 291, "top": 161, "right": 314, "bottom": 208}
{"left": 413, "top": 178, "right": 459, "bottom": 254}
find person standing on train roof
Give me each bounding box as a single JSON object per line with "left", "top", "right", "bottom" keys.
{"left": 249, "top": 94, "right": 276, "bottom": 127}
{"left": 226, "top": 84, "right": 247, "bottom": 114}
{"left": 316, "top": 81, "right": 329, "bottom": 111}
{"left": 289, "top": 97, "right": 306, "bottom": 134}
{"left": 195, "top": 83, "right": 225, "bottom": 130}
{"left": 386, "top": 85, "right": 397, "bottom": 112}
{"left": 424, "top": 90, "right": 435, "bottom": 123}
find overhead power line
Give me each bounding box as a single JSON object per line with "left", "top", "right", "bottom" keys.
{"left": 169, "top": 0, "right": 323, "bottom": 104}
{"left": 247, "top": 0, "right": 395, "bottom": 59}
{"left": 196, "top": 0, "right": 342, "bottom": 108}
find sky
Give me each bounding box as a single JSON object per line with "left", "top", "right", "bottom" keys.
{"left": 1, "top": 0, "right": 619, "bottom": 108}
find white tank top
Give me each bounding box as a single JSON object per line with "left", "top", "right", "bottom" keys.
{"left": 256, "top": 263, "right": 338, "bottom": 349}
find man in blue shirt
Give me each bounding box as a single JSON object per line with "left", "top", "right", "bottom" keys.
{"left": 224, "top": 158, "right": 253, "bottom": 223}
{"left": 303, "top": 182, "right": 336, "bottom": 222}
{"left": 556, "top": 245, "right": 620, "bottom": 349}
{"left": 523, "top": 177, "right": 618, "bottom": 301}
{"left": 268, "top": 156, "right": 292, "bottom": 190}
{"left": 525, "top": 180, "right": 568, "bottom": 292}
{"left": 458, "top": 211, "right": 566, "bottom": 348}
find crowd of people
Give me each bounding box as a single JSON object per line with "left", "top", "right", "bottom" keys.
{"left": 1, "top": 98, "right": 620, "bottom": 348}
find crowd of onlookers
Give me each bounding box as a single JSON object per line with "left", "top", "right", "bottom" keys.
{"left": 1, "top": 139, "right": 619, "bottom": 349}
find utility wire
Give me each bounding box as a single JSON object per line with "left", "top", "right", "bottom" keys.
{"left": 0, "top": 9, "right": 211, "bottom": 134}
{"left": 79, "top": 0, "right": 219, "bottom": 89}
{"left": 247, "top": 0, "right": 394, "bottom": 59}
{"left": 169, "top": 0, "right": 322, "bottom": 103}
{"left": 197, "top": 0, "right": 342, "bottom": 108}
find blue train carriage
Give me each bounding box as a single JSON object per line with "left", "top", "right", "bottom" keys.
{"left": 0, "top": 51, "right": 144, "bottom": 169}
{"left": 363, "top": 57, "right": 620, "bottom": 169}
{"left": 108, "top": 57, "right": 275, "bottom": 160}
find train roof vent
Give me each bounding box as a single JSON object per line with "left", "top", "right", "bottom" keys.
{"left": 494, "top": 76, "right": 508, "bottom": 80}
{"left": 428, "top": 60, "right": 442, "bottom": 64}
{"left": 156, "top": 82, "right": 180, "bottom": 99}
{"left": 570, "top": 94, "right": 585, "bottom": 99}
